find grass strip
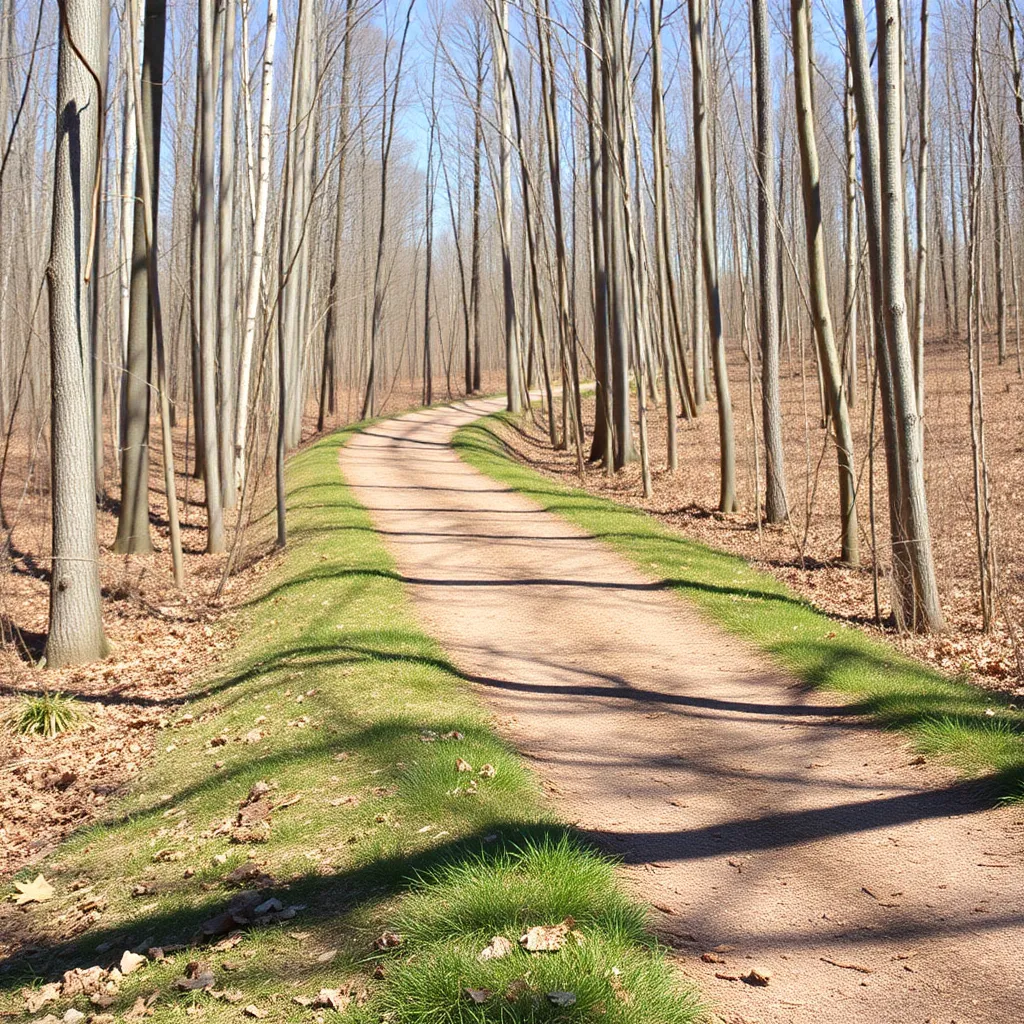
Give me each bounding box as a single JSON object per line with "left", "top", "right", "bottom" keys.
{"left": 2, "top": 428, "right": 702, "bottom": 1024}
{"left": 453, "top": 414, "right": 1024, "bottom": 801}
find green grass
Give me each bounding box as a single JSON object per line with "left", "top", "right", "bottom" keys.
{"left": 1, "top": 427, "right": 701, "bottom": 1024}
{"left": 7, "top": 691, "right": 83, "bottom": 738}
{"left": 453, "top": 414, "right": 1024, "bottom": 802}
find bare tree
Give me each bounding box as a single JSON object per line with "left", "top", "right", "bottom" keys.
{"left": 45, "top": 0, "right": 110, "bottom": 667}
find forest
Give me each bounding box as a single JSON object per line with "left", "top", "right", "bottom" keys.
{"left": 1, "top": 0, "right": 1024, "bottom": 1021}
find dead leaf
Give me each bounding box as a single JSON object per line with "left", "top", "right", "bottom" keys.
{"left": 478, "top": 764, "right": 496, "bottom": 778}
{"left": 520, "top": 918, "right": 577, "bottom": 952}
{"left": 152, "top": 849, "right": 184, "bottom": 863}
{"left": 374, "top": 931, "right": 402, "bottom": 950}
{"left": 478, "top": 935, "right": 514, "bottom": 962}
{"left": 120, "top": 951, "right": 147, "bottom": 975}
{"left": 547, "top": 992, "right": 577, "bottom": 1007}
{"left": 741, "top": 969, "right": 771, "bottom": 986}
{"left": 243, "top": 731, "right": 263, "bottom": 745}
{"left": 316, "top": 950, "right": 337, "bottom": 963}
{"left": 292, "top": 997, "right": 313, "bottom": 1007}
{"left": 125, "top": 996, "right": 155, "bottom": 1019}
{"left": 464, "top": 988, "right": 492, "bottom": 1005}
{"left": 313, "top": 989, "right": 351, "bottom": 1011}
{"left": 12, "top": 873, "right": 55, "bottom": 906}
{"left": 242, "top": 1006, "right": 266, "bottom": 1019}
{"left": 172, "top": 962, "right": 215, "bottom": 991}
{"left": 455, "top": 758, "right": 473, "bottom": 772}
{"left": 22, "top": 982, "right": 61, "bottom": 1012}
{"left": 62, "top": 967, "right": 109, "bottom": 998}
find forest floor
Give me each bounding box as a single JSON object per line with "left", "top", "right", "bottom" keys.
{"left": 338, "top": 398, "right": 1023, "bottom": 1024}
{"left": 1, "top": 422, "right": 698, "bottom": 1024}
{"left": 0, "top": 375, "right": 504, "bottom": 877}
{"left": 526, "top": 335, "right": 1024, "bottom": 700}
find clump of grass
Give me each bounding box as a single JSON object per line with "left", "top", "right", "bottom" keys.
{"left": 454, "top": 414, "right": 1024, "bottom": 802}
{"left": 381, "top": 837, "right": 702, "bottom": 1023}
{"left": 9, "top": 691, "right": 82, "bottom": 738}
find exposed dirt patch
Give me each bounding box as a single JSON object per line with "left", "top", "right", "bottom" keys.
{"left": 340, "top": 399, "right": 1024, "bottom": 1024}
{"left": 501, "top": 337, "right": 1024, "bottom": 697}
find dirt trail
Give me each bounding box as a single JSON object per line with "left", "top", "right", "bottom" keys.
{"left": 339, "top": 399, "right": 1024, "bottom": 1024}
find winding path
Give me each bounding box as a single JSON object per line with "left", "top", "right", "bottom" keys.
{"left": 339, "top": 399, "right": 1024, "bottom": 1024}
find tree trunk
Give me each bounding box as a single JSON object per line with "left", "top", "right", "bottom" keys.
{"left": 45, "top": 0, "right": 110, "bottom": 668}
{"left": 491, "top": 0, "right": 522, "bottom": 414}
{"left": 198, "top": 0, "right": 225, "bottom": 552}
{"left": 688, "top": 0, "right": 735, "bottom": 511}
{"left": 234, "top": 0, "right": 277, "bottom": 494}
{"left": 753, "top": 0, "right": 787, "bottom": 522}
{"left": 115, "top": 0, "right": 166, "bottom": 555}
{"left": 792, "top": 0, "right": 858, "bottom": 563}
{"left": 217, "top": 0, "right": 236, "bottom": 507}
{"left": 317, "top": 0, "right": 356, "bottom": 432}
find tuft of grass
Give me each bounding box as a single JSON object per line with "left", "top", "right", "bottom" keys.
{"left": 381, "top": 837, "right": 701, "bottom": 1023}
{"left": 453, "top": 414, "right": 1024, "bottom": 802}
{"left": 0, "top": 425, "right": 702, "bottom": 1024}
{"left": 8, "top": 691, "right": 82, "bottom": 738}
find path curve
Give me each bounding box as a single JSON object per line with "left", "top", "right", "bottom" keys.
{"left": 339, "top": 399, "right": 1024, "bottom": 1024}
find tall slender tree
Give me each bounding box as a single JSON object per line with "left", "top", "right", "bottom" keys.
{"left": 45, "top": 0, "right": 110, "bottom": 667}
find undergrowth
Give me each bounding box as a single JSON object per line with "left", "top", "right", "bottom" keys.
{"left": 1, "top": 427, "right": 701, "bottom": 1024}
{"left": 453, "top": 414, "right": 1024, "bottom": 802}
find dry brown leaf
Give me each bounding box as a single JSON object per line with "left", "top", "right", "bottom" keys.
{"left": 740, "top": 969, "right": 771, "bottom": 986}
{"left": 455, "top": 758, "right": 473, "bottom": 772}
{"left": 478, "top": 764, "right": 496, "bottom": 778}
{"left": 519, "top": 917, "right": 577, "bottom": 952}
{"left": 374, "top": 931, "right": 403, "bottom": 950}
{"left": 22, "top": 982, "right": 61, "bottom": 1012}
{"left": 242, "top": 1006, "right": 266, "bottom": 1019}
{"left": 12, "top": 873, "right": 55, "bottom": 905}
{"left": 316, "top": 949, "right": 337, "bottom": 963}
{"left": 313, "top": 988, "right": 351, "bottom": 1011}
{"left": 172, "top": 962, "right": 215, "bottom": 992}
{"left": 120, "top": 951, "right": 147, "bottom": 975}
{"left": 478, "top": 935, "right": 514, "bottom": 962}
{"left": 464, "top": 989, "right": 492, "bottom": 1005}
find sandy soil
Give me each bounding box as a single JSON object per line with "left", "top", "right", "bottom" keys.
{"left": 339, "top": 398, "right": 1024, "bottom": 1024}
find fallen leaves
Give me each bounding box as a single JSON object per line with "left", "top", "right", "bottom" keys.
{"left": 478, "top": 935, "right": 514, "bottom": 962}
{"left": 119, "top": 951, "right": 147, "bottom": 975}
{"left": 455, "top": 757, "right": 473, "bottom": 773}
{"left": 464, "top": 988, "right": 492, "bottom": 1005}
{"left": 373, "top": 930, "right": 403, "bottom": 951}
{"left": 22, "top": 982, "right": 61, "bottom": 1012}
{"left": 11, "top": 873, "right": 54, "bottom": 905}
{"left": 172, "top": 962, "right": 216, "bottom": 992}
{"left": 242, "top": 1005, "right": 266, "bottom": 1018}
{"left": 519, "top": 917, "right": 582, "bottom": 952}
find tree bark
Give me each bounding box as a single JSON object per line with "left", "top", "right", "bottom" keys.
{"left": 753, "top": 0, "right": 787, "bottom": 522}
{"left": 791, "top": 0, "right": 858, "bottom": 563}
{"left": 688, "top": 0, "right": 735, "bottom": 510}
{"left": 45, "top": 0, "right": 110, "bottom": 668}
